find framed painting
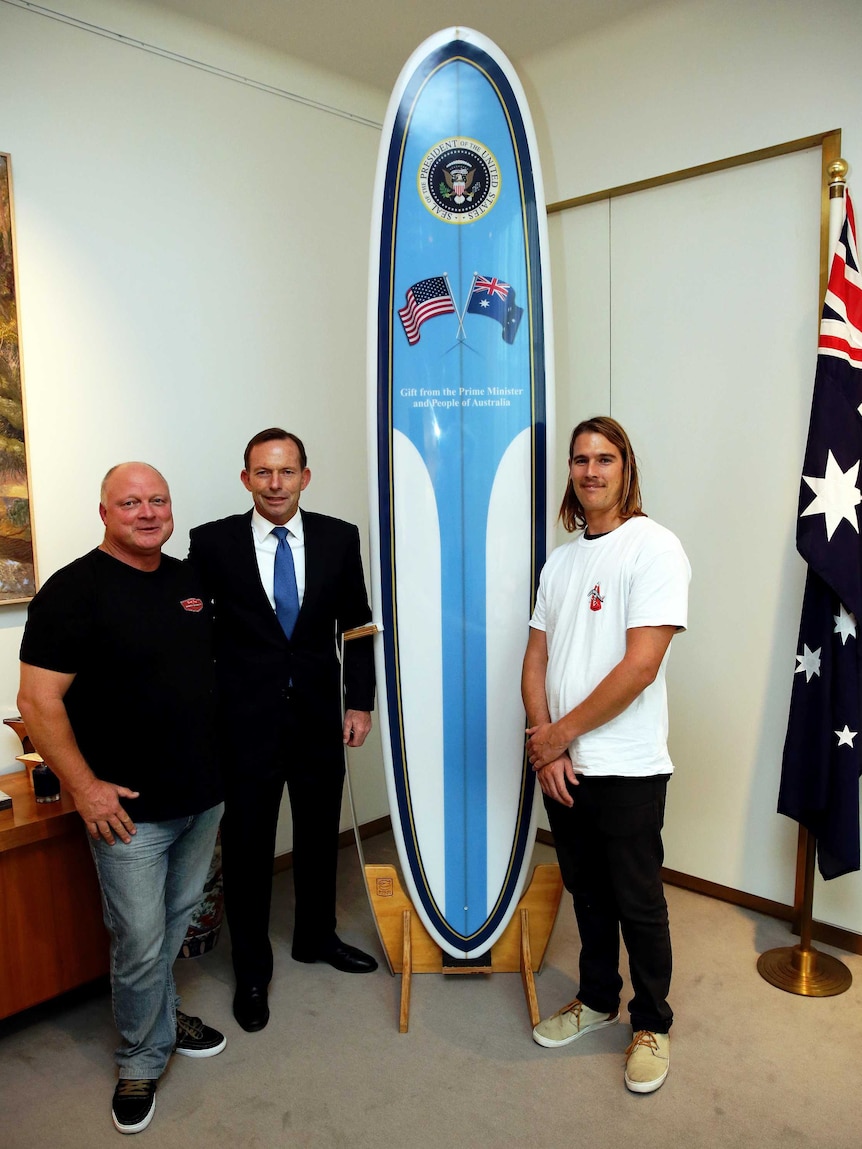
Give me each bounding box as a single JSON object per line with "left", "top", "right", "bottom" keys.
{"left": 0, "top": 154, "right": 35, "bottom": 603}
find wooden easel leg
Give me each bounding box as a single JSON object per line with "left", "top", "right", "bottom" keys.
{"left": 365, "top": 862, "right": 562, "bottom": 1031}
{"left": 519, "top": 908, "right": 540, "bottom": 1027}
{"left": 399, "top": 909, "right": 412, "bottom": 1033}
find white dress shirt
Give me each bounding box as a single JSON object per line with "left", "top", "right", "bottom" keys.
{"left": 250, "top": 508, "right": 306, "bottom": 614}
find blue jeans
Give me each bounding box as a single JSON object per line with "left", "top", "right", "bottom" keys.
{"left": 89, "top": 803, "right": 223, "bottom": 1079}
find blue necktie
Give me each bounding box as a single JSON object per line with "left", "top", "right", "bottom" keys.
{"left": 272, "top": 526, "right": 299, "bottom": 639}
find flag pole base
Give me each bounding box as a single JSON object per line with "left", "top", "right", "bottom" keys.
{"left": 757, "top": 944, "right": 852, "bottom": 997}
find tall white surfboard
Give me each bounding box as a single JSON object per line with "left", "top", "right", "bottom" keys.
{"left": 367, "top": 27, "right": 554, "bottom": 959}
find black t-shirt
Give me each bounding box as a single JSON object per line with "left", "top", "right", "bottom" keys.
{"left": 20, "top": 548, "right": 222, "bottom": 822}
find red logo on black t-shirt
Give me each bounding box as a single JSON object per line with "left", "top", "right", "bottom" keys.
{"left": 181, "top": 598, "right": 204, "bottom": 613}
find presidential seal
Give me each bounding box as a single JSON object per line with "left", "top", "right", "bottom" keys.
{"left": 417, "top": 137, "right": 500, "bottom": 225}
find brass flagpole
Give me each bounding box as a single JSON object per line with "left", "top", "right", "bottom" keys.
{"left": 757, "top": 156, "right": 853, "bottom": 997}
{"left": 757, "top": 826, "right": 851, "bottom": 995}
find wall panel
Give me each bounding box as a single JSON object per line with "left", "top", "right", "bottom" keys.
{"left": 551, "top": 146, "right": 862, "bottom": 925}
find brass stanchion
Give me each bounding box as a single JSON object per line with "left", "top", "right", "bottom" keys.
{"left": 757, "top": 828, "right": 852, "bottom": 996}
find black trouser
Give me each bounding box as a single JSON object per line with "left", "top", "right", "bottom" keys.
{"left": 220, "top": 704, "right": 345, "bottom": 988}
{"left": 544, "top": 774, "right": 673, "bottom": 1033}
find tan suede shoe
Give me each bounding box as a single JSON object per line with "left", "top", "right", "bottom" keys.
{"left": 624, "top": 1030, "right": 670, "bottom": 1093}
{"left": 532, "top": 998, "right": 620, "bottom": 1048}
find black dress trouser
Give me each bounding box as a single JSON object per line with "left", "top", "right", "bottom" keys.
{"left": 220, "top": 701, "right": 345, "bottom": 988}
{"left": 544, "top": 774, "right": 673, "bottom": 1034}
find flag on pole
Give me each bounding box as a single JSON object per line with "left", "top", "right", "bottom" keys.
{"left": 778, "top": 190, "right": 862, "bottom": 879}
{"left": 398, "top": 276, "right": 455, "bottom": 345}
{"left": 467, "top": 274, "right": 523, "bottom": 344}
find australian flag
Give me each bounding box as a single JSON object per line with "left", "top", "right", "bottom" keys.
{"left": 778, "top": 190, "right": 862, "bottom": 879}
{"left": 398, "top": 276, "right": 455, "bottom": 345}
{"left": 467, "top": 275, "right": 523, "bottom": 344}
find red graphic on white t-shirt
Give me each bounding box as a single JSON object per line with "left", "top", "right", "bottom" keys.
{"left": 588, "top": 584, "right": 604, "bottom": 612}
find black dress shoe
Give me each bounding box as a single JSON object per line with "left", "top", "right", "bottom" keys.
{"left": 233, "top": 984, "right": 269, "bottom": 1032}
{"left": 292, "top": 939, "right": 378, "bottom": 973}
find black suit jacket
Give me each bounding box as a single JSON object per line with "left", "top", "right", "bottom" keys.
{"left": 189, "top": 509, "right": 375, "bottom": 753}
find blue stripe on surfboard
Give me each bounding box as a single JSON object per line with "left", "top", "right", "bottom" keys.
{"left": 377, "top": 34, "right": 547, "bottom": 952}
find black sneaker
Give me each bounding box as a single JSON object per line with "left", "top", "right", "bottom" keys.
{"left": 112, "top": 1079, "right": 156, "bottom": 1134}
{"left": 175, "top": 1010, "right": 227, "bottom": 1058}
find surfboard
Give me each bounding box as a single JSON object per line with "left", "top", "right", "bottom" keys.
{"left": 367, "top": 27, "right": 554, "bottom": 960}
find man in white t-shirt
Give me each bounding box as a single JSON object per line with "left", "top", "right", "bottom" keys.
{"left": 521, "top": 416, "right": 690, "bottom": 1094}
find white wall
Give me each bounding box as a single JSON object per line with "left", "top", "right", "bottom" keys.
{"left": 4, "top": 0, "right": 862, "bottom": 931}
{"left": 523, "top": 0, "right": 862, "bottom": 931}
{"left": 0, "top": 0, "right": 389, "bottom": 846}
{"left": 523, "top": 0, "right": 862, "bottom": 205}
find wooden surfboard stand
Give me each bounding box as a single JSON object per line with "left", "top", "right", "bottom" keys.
{"left": 365, "top": 862, "right": 563, "bottom": 1033}
{"left": 341, "top": 625, "right": 563, "bottom": 1032}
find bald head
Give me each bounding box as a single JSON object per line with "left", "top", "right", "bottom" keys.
{"left": 98, "top": 462, "right": 173, "bottom": 571}
{"left": 100, "top": 462, "right": 169, "bottom": 505}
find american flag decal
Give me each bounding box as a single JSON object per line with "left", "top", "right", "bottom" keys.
{"left": 398, "top": 276, "right": 455, "bottom": 345}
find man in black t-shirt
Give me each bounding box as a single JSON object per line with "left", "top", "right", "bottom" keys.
{"left": 18, "top": 463, "right": 225, "bottom": 1136}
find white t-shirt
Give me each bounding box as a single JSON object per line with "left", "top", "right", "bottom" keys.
{"left": 530, "top": 515, "right": 691, "bottom": 777}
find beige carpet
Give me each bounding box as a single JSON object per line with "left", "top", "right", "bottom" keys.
{"left": 1, "top": 834, "right": 859, "bottom": 1148}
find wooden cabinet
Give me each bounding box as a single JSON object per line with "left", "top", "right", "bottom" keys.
{"left": 0, "top": 770, "right": 109, "bottom": 1020}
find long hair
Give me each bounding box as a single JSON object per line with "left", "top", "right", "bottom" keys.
{"left": 558, "top": 416, "right": 645, "bottom": 532}
{"left": 243, "top": 428, "right": 307, "bottom": 471}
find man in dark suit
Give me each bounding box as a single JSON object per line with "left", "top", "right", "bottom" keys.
{"left": 189, "top": 428, "right": 377, "bottom": 1034}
